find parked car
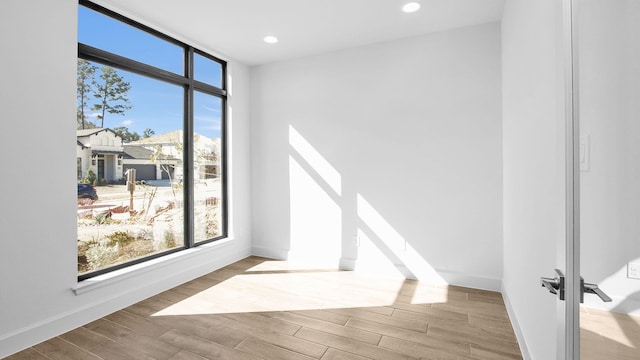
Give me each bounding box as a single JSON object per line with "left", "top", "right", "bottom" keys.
{"left": 77, "top": 183, "right": 98, "bottom": 201}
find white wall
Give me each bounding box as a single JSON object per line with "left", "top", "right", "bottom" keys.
{"left": 501, "top": 1, "right": 566, "bottom": 359}
{"left": 251, "top": 23, "right": 503, "bottom": 290}
{"left": 0, "top": 1, "right": 252, "bottom": 357}
{"left": 577, "top": 0, "right": 640, "bottom": 315}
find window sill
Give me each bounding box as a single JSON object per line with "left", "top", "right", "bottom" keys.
{"left": 73, "top": 238, "right": 234, "bottom": 295}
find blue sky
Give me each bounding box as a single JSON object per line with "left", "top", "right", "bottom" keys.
{"left": 78, "top": 6, "right": 222, "bottom": 138}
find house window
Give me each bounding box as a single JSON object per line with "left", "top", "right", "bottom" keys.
{"left": 76, "top": 0, "right": 227, "bottom": 280}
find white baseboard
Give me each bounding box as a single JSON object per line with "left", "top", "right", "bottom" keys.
{"left": 437, "top": 270, "right": 502, "bottom": 292}
{"left": 501, "top": 286, "right": 532, "bottom": 360}
{"left": 251, "top": 245, "right": 289, "bottom": 260}
{"left": 339, "top": 257, "right": 502, "bottom": 292}
{"left": 0, "top": 244, "right": 251, "bottom": 359}
{"left": 339, "top": 257, "right": 356, "bottom": 270}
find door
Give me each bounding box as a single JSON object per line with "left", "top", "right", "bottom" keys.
{"left": 537, "top": 1, "right": 590, "bottom": 358}
{"left": 574, "top": 0, "right": 640, "bottom": 359}
{"left": 536, "top": 1, "right": 581, "bottom": 358}
{"left": 124, "top": 164, "right": 156, "bottom": 181}
{"left": 97, "top": 158, "right": 105, "bottom": 180}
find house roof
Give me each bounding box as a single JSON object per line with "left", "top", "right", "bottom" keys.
{"left": 130, "top": 130, "right": 182, "bottom": 145}
{"left": 77, "top": 128, "right": 117, "bottom": 137}
{"left": 92, "top": 150, "right": 125, "bottom": 155}
{"left": 130, "top": 130, "right": 219, "bottom": 146}
{"left": 123, "top": 145, "right": 154, "bottom": 160}
{"left": 123, "top": 145, "right": 178, "bottom": 161}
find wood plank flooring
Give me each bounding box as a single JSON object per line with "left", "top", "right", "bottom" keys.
{"left": 581, "top": 306, "right": 640, "bottom": 360}
{"left": 5, "top": 256, "right": 524, "bottom": 360}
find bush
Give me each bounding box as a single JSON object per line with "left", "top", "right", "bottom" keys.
{"left": 80, "top": 169, "right": 97, "bottom": 185}
{"left": 126, "top": 240, "right": 155, "bottom": 258}
{"left": 86, "top": 243, "right": 119, "bottom": 270}
{"left": 163, "top": 230, "right": 176, "bottom": 249}
{"left": 106, "top": 231, "right": 135, "bottom": 247}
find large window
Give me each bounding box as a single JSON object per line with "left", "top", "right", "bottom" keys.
{"left": 76, "top": 0, "right": 226, "bottom": 280}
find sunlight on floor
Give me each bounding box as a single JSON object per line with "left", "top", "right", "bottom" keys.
{"left": 151, "top": 259, "right": 450, "bottom": 317}
{"left": 581, "top": 307, "right": 640, "bottom": 349}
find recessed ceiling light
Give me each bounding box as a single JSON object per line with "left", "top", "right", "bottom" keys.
{"left": 263, "top": 36, "right": 279, "bottom": 44}
{"left": 402, "top": 2, "right": 421, "bottom": 13}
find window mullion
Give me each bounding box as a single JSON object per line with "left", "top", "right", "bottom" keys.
{"left": 79, "top": 43, "right": 187, "bottom": 87}
{"left": 192, "top": 80, "right": 226, "bottom": 97}
{"left": 184, "top": 47, "right": 195, "bottom": 248}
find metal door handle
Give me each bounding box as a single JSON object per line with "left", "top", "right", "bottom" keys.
{"left": 583, "top": 282, "right": 612, "bottom": 302}
{"left": 540, "top": 270, "right": 612, "bottom": 303}
{"left": 541, "top": 277, "right": 559, "bottom": 295}
{"left": 540, "top": 269, "right": 565, "bottom": 300}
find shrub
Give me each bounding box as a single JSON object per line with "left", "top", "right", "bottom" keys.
{"left": 85, "top": 169, "right": 97, "bottom": 185}
{"left": 106, "top": 231, "right": 135, "bottom": 247}
{"left": 163, "top": 230, "right": 176, "bottom": 249}
{"left": 86, "top": 243, "right": 119, "bottom": 270}
{"left": 125, "top": 240, "right": 155, "bottom": 258}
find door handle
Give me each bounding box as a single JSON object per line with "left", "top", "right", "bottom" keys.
{"left": 541, "top": 277, "right": 559, "bottom": 295}
{"left": 541, "top": 270, "right": 612, "bottom": 303}
{"left": 540, "top": 269, "right": 565, "bottom": 300}
{"left": 582, "top": 281, "right": 612, "bottom": 303}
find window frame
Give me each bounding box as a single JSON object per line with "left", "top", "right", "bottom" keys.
{"left": 77, "top": 0, "right": 228, "bottom": 281}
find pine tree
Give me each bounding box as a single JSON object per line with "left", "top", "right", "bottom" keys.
{"left": 77, "top": 59, "right": 97, "bottom": 129}
{"left": 92, "top": 65, "right": 132, "bottom": 127}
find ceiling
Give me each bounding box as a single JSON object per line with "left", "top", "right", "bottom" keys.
{"left": 96, "top": 0, "right": 505, "bottom": 66}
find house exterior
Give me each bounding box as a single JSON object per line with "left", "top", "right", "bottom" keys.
{"left": 77, "top": 128, "right": 217, "bottom": 183}
{"left": 76, "top": 128, "right": 125, "bottom": 182}
{"left": 76, "top": 128, "right": 180, "bottom": 182}
{"left": 129, "top": 130, "right": 221, "bottom": 182}
{"left": 121, "top": 145, "right": 176, "bottom": 182}
{"left": 193, "top": 132, "right": 221, "bottom": 180}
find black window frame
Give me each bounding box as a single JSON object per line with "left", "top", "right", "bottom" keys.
{"left": 77, "top": 0, "right": 228, "bottom": 281}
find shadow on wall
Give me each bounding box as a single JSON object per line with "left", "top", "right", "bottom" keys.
{"left": 287, "top": 125, "right": 342, "bottom": 267}
{"left": 250, "top": 23, "right": 503, "bottom": 291}
{"left": 286, "top": 124, "right": 447, "bottom": 283}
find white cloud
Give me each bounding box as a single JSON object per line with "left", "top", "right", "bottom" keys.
{"left": 120, "top": 119, "right": 134, "bottom": 126}
{"left": 194, "top": 115, "right": 221, "bottom": 132}
{"left": 203, "top": 106, "right": 220, "bottom": 113}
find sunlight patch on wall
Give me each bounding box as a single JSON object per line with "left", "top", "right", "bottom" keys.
{"left": 356, "top": 193, "right": 446, "bottom": 285}
{"left": 288, "top": 155, "right": 341, "bottom": 266}
{"left": 289, "top": 125, "right": 341, "bottom": 196}
{"left": 354, "top": 227, "right": 405, "bottom": 278}
{"left": 582, "top": 263, "right": 640, "bottom": 317}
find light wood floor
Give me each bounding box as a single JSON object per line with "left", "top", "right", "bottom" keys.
{"left": 6, "top": 256, "right": 525, "bottom": 360}
{"left": 581, "top": 306, "right": 640, "bottom": 360}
